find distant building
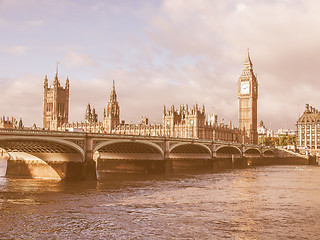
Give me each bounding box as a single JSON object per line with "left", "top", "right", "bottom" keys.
{"left": 274, "top": 128, "right": 296, "bottom": 137}
{"left": 85, "top": 103, "right": 98, "bottom": 124}
{"left": 52, "top": 52, "right": 258, "bottom": 143}
{"left": 43, "top": 73, "right": 69, "bottom": 130}
{"left": 258, "top": 120, "right": 268, "bottom": 136}
{"left": 59, "top": 81, "right": 243, "bottom": 142}
{"left": 296, "top": 104, "right": 320, "bottom": 154}
{"left": 103, "top": 80, "right": 120, "bottom": 133}
{"left": 238, "top": 51, "right": 258, "bottom": 144}
{"left": 0, "top": 116, "right": 23, "bottom": 129}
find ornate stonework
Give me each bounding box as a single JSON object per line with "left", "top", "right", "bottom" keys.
{"left": 52, "top": 54, "right": 257, "bottom": 143}
{"left": 238, "top": 51, "right": 258, "bottom": 144}
{"left": 58, "top": 80, "right": 243, "bottom": 142}
{"left": 43, "top": 73, "right": 69, "bottom": 130}
{"left": 0, "top": 116, "right": 23, "bottom": 129}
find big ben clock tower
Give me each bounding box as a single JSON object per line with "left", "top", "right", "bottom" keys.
{"left": 238, "top": 51, "right": 258, "bottom": 144}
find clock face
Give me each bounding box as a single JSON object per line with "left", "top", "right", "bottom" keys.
{"left": 240, "top": 82, "right": 249, "bottom": 94}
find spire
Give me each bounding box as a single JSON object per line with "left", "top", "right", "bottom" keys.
{"left": 240, "top": 49, "right": 256, "bottom": 79}
{"left": 44, "top": 75, "right": 48, "bottom": 88}
{"left": 244, "top": 49, "right": 253, "bottom": 70}
{"left": 86, "top": 103, "right": 91, "bottom": 114}
{"left": 54, "top": 61, "right": 60, "bottom": 86}
{"left": 110, "top": 80, "right": 117, "bottom": 102}
{"left": 56, "top": 61, "right": 59, "bottom": 77}
{"left": 65, "top": 76, "right": 69, "bottom": 88}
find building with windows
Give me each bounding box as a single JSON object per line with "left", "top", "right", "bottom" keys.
{"left": 59, "top": 82, "right": 243, "bottom": 142}
{"left": 238, "top": 51, "right": 258, "bottom": 144}
{"left": 0, "top": 116, "right": 23, "bottom": 129}
{"left": 43, "top": 73, "right": 69, "bottom": 130}
{"left": 296, "top": 104, "right": 320, "bottom": 154}
{"left": 47, "top": 52, "right": 258, "bottom": 143}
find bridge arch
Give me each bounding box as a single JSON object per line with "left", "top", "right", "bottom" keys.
{"left": 244, "top": 148, "right": 261, "bottom": 157}
{"left": 215, "top": 145, "right": 242, "bottom": 158}
{"left": 263, "top": 149, "right": 275, "bottom": 157}
{"left": 0, "top": 136, "right": 86, "bottom": 179}
{"left": 169, "top": 143, "right": 212, "bottom": 155}
{"left": 0, "top": 136, "right": 85, "bottom": 160}
{"left": 93, "top": 140, "right": 165, "bottom": 175}
{"left": 169, "top": 143, "right": 212, "bottom": 171}
{"left": 93, "top": 140, "right": 164, "bottom": 156}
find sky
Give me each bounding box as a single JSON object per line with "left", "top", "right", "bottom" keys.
{"left": 1, "top": 0, "right": 320, "bottom": 130}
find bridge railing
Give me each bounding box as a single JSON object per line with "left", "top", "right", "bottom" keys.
{"left": 0, "top": 128, "right": 86, "bottom": 137}
{"left": 0, "top": 128, "right": 274, "bottom": 151}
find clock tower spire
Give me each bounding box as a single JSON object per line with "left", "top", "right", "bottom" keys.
{"left": 238, "top": 50, "right": 258, "bottom": 144}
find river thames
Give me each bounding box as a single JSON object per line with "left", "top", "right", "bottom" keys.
{"left": 0, "top": 160, "right": 319, "bottom": 239}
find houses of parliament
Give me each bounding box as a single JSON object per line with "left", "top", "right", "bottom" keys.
{"left": 42, "top": 53, "right": 258, "bottom": 144}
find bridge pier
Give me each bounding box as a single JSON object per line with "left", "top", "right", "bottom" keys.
{"left": 164, "top": 140, "right": 173, "bottom": 175}
{"left": 5, "top": 152, "right": 94, "bottom": 180}
{"left": 82, "top": 136, "right": 97, "bottom": 180}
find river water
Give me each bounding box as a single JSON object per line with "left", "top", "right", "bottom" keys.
{"left": 0, "top": 160, "right": 319, "bottom": 239}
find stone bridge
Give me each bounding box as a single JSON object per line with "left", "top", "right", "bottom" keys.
{"left": 0, "top": 129, "right": 276, "bottom": 180}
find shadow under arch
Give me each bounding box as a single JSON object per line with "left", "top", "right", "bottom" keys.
{"left": 92, "top": 140, "right": 165, "bottom": 176}
{"left": 168, "top": 143, "right": 212, "bottom": 172}
{"left": 93, "top": 140, "right": 164, "bottom": 156}
{"left": 216, "top": 145, "right": 242, "bottom": 158}
{"left": 0, "top": 138, "right": 84, "bottom": 180}
{"left": 170, "top": 143, "right": 212, "bottom": 159}
{"left": 0, "top": 136, "right": 85, "bottom": 160}
{"left": 263, "top": 149, "right": 275, "bottom": 157}
{"left": 244, "top": 148, "right": 261, "bottom": 157}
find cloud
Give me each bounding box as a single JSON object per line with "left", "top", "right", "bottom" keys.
{"left": 0, "top": 75, "right": 42, "bottom": 126}
{"left": 63, "top": 51, "right": 98, "bottom": 69}
{"left": 65, "top": 0, "right": 320, "bottom": 130}
{"left": 236, "top": 3, "right": 247, "bottom": 12}
{"left": 1, "top": 46, "right": 27, "bottom": 55}
{"left": 2, "top": 0, "right": 320, "bottom": 131}
{"left": 142, "top": 0, "right": 320, "bottom": 129}
{"left": 25, "top": 19, "right": 44, "bottom": 27}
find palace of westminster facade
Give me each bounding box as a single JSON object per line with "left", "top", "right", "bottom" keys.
{"left": 42, "top": 53, "right": 258, "bottom": 144}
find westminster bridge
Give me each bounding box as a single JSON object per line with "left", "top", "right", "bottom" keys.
{"left": 0, "top": 129, "right": 308, "bottom": 180}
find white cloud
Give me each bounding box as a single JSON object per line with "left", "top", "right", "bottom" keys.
{"left": 0, "top": 75, "right": 42, "bottom": 126}
{"left": 142, "top": 0, "right": 320, "bottom": 129}
{"left": 2, "top": 0, "right": 320, "bottom": 131}
{"left": 236, "top": 3, "right": 247, "bottom": 12}
{"left": 63, "top": 51, "right": 98, "bottom": 69}
{"left": 1, "top": 46, "right": 27, "bottom": 55}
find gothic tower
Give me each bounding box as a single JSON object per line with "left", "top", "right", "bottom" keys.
{"left": 85, "top": 103, "right": 98, "bottom": 123}
{"left": 238, "top": 51, "right": 258, "bottom": 144}
{"left": 103, "top": 80, "right": 120, "bottom": 133}
{"left": 43, "top": 72, "right": 69, "bottom": 130}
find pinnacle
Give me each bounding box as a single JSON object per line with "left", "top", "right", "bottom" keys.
{"left": 244, "top": 49, "right": 253, "bottom": 66}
